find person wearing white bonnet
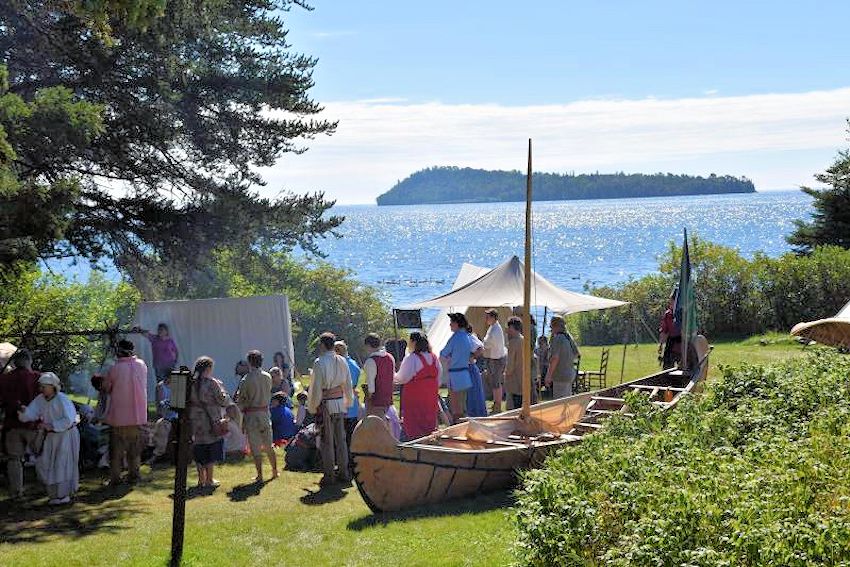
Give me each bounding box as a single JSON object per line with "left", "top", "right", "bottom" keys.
{"left": 17, "top": 372, "right": 80, "bottom": 505}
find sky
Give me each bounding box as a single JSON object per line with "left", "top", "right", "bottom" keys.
{"left": 260, "top": 1, "right": 850, "bottom": 204}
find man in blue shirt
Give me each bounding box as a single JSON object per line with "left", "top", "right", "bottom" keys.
{"left": 334, "top": 341, "right": 362, "bottom": 451}
{"left": 439, "top": 312, "right": 473, "bottom": 423}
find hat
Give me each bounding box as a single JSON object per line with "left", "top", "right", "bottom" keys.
{"left": 291, "top": 379, "right": 305, "bottom": 397}
{"left": 484, "top": 308, "right": 499, "bottom": 318}
{"left": 550, "top": 316, "right": 565, "bottom": 329}
{"left": 39, "top": 372, "right": 62, "bottom": 390}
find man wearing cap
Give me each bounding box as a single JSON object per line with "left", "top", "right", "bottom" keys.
{"left": 237, "top": 350, "right": 278, "bottom": 483}
{"left": 0, "top": 349, "right": 41, "bottom": 498}
{"left": 545, "top": 316, "right": 580, "bottom": 399}
{"left": 482, "top": 309, "right": 507, "bottom": 414}
{"left": 104, "top": 339, "right": 148, "bottom": 486}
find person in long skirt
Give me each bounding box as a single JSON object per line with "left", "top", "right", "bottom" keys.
{"left": 18, "top": 372, "right": 80, "bottom": 505}
{"left": 465, "top": 325, "right": 488, "bottom": 418}
{"left": 394, "top": 332, "right": 440, "bottom": 440}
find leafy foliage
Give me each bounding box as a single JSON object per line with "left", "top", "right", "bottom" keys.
{"left": 0, "top": 1, "right": 341, "bottom": 283}
{"left": 576, "top": 239, "right": 850, "bottom": 344}
{"left": 377, "top": 167, "right": 754, "bottom": 205}
{"left": 0, "top": 264, "right": 140, "bottom": 381}
{"left": 514, "top": 353, "right": 850, "bottom": 566}
{"left": 138, "top": 246, "right": 393, "bottom": 368}
{"left": 788, "top": 120, "right": 850, "bottom": 252}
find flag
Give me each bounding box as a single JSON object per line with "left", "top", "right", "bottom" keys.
{"left": 673, "top": 229, "right": 697, "bottom": 367}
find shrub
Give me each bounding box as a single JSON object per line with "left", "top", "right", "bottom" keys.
{"left": 514, "top": 352, "right": 850, "bottom": 566}
{"left": 575, "top": 240, "right": 850, "bottom": 344}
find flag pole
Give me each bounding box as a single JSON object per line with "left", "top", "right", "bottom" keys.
{"left": 521, "top": 139, "right": 533, "bottom": 418}
{"left": 680, "top": 228, "right": 690, "bottom": 371}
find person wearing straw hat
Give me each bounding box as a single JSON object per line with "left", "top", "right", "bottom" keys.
{"left": 18, "top": 372, "right": 80, "bottom": 505}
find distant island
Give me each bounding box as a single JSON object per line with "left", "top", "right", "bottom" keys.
{"left": 376, "top": 167, "right": 755, "bottom": 206}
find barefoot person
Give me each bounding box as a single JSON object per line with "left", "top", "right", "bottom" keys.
{"left": 236, "top": 350, "right": 278, "bottom": 482}
{"left": 18, "top": 372, "right": 80, "bottom": 505}
{"left": 307, "top": 332, "right": 354, "bottom": 486}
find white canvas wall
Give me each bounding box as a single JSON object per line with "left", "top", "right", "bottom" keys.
{"left": 133, "top": 295, "right": 294, "bottom": 395}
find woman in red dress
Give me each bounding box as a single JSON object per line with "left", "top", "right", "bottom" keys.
{"left": 394, "top": 332, "right": 441, "bottom": 441}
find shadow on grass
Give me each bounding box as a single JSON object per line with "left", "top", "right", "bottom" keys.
{"left": 299, "top": 482, "right": 351, "bottom": 506}
{"left": 226, "top": 479, "right": 271, "bottom": 502}
{"left": 0, "top": 485, "right": 141, "bottom": 544}
{"left": 347, "top": 489, "right": 513, "bottom": 531}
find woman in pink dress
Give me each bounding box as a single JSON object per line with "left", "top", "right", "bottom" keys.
{"left": 394, "top": 332, "right": 441, "bottom": 441}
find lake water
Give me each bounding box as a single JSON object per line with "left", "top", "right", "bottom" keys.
{"left": 306, "top": 190, "right": 812, "bottom": 307}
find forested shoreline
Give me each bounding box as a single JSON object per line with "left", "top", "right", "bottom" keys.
{"left": 376, "top": 167, "right": 755, "bottom": 205}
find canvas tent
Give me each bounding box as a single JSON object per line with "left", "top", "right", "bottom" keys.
{"left": 790, "top": 300, "right": 850, "bottom": 348}
{"left": 413, "top": 256, "right": 627, "bottom": 352}
{"left": 134, "top": 295, "right": 295, "bottom": 394}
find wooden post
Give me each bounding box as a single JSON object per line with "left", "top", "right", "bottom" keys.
{"left": 170, "top": 371, "right": 193, "bottom": 567}
{"left": 521, "top": 139, "right": 533, "bottom": 418}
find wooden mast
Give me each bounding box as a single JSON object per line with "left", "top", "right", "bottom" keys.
{"left": 521, "top": 139, "right": 533, "bottom": 418}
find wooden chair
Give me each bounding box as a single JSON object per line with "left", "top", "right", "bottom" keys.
{"left": 572, "top": 356, "right": 588, "bottom": 393}
{"left": 578, "top": 349, "right": 609, "bottom": 391}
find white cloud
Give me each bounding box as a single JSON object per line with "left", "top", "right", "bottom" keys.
{"left": 259, "top": 87, "right": 850, "bottom": 204}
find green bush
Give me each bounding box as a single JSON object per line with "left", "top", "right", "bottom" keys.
{"left": 0, "top": 264, "right": 140, "bottom": 382}
{"left": 514, "top": 352, "right": 850, "bottom": 566}
{"left": 575, "top": 240, "right": 850, "bottom": 344}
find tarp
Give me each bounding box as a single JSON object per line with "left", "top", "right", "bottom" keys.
{"left": 409, "top": 256, "right": 627, "bottom": 314}
{"left": 425, "top": 264, "right": 513, "bottom": 356}
{"left": 0, "top": 342, "right": 17, "bottom": 373}
{"left": 790, "top": 300, "right": 850, "bottom": 348}
{"left": 134, "top": 295, "right": 294, "bottom": 394}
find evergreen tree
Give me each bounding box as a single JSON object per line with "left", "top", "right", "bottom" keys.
{"left": 0, "top": 1, "right": 340, "bottom": 291}
{"left": 788, "top": 122, "right": 850, "bottom": 253}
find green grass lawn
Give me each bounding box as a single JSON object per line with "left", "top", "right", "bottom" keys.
{"left": 0, "top": 334, "right": 811, "bottom": 567}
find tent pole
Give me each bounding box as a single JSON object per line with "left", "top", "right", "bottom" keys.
{"left": 521, "top": 139, "right": 533, "bottom": 419}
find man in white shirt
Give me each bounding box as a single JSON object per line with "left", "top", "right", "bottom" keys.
{"left": 482, "top": 309, "right": 507, "bottom": 414}
{"left": 307, "top": 332, "right": 354, "bottom": 486}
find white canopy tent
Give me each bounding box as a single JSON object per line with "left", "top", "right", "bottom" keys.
{"left": 790, "top": 300, "right": 850, "bottom": 348}
{"left": 134, "top": 295, "right": 295, "bottom": 395}
{"left": 413, "top": 256, "right": 627, "bottom": 352}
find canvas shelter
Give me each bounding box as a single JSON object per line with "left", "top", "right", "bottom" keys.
{"left": 412, "top": 256, "right": 627, "bottom": 352}
{"left": 133, "top": 295, "right": 295, "bottom": 394}
{"left": 790, "top": 300, "right": 850, "bottom": 348}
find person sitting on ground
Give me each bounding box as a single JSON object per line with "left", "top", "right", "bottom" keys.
{"left": 439, "top": 313, "right": 474, "bottom": 423}
{"left": 362, "top": 333, "right": 395, "bottom": 419}
{"left": 504, "top": 317, "right": 525, "bottom": 410}
{"left": 394, "top": 332, "right": 440, "bottom": 440}
{"left": 188, "top": 356, "right": 231, "bottom": 489}
{"left": 141, "top": 323, "right": 179, "bottom": 382}
{"left": 333, "top": 340, "right": 362, "bottom": 449}
{"left": 545, "top": 316, "right": 580, "bottom": 399}
{"left": 307, "top": 332, "right": 354, "bottom": 486}
{"left": 295, "top": 390, "right": 312, "bottom": 428}
{"left": 18, "top": 372, "right": 80, "bottom": 505}
{"left": 148, "top": 372, "right": 178, "bottom": 464}
{"left": 268, "top": 367, "right": 294, "bottom": 408}
{"left": 104, "top": 339, "right": 148, "bottom": 486}
{"left": 0, "top": 349, "right": 41, "bottom": 499}
{"left": 236, "top": 350, "right": 278, "bottom": 483}
{"left": 270, "top": 392, "right": 298, "bottom": 447}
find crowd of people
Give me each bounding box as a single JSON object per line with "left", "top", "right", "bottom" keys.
{"left": 0, "top": 311, "right": 586, "bottom": 503}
